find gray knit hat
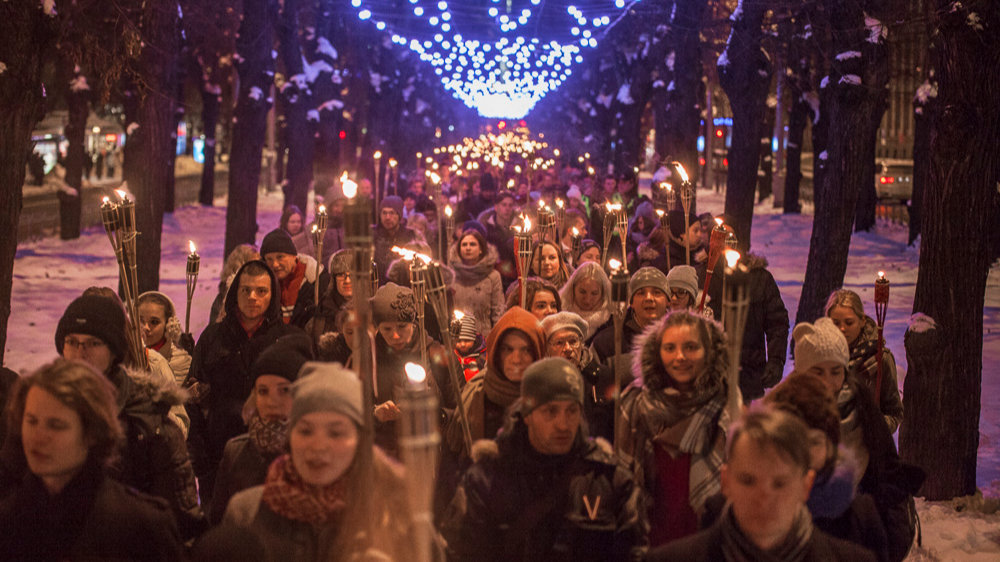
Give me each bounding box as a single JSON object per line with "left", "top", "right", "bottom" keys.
{"left": 291, "top": 362, "right": 363, "bottom": 427}
{"left": 539, "top": 311, "right": 589, "bottom": 340}
{"left": 628, "top": 266, "right": 669, "bottom": 301}
{"left": 666, "top": 265, "right": 699, "bottom": 300}
{"left": 328, "top": 249, "right": 352, "bottom": 276}
{"left": 380, "top": 196, "right": 404, "bottom": 218}
{"left": 793, "top": 317, "right": 850, "bottom": 374}
{"left": 520, "top": 357, "right": 585, "bottom": 414}
{"left": 371, "top": 282, "right": 416, "bottom": 325}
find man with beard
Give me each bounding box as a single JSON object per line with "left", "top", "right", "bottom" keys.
{"left": 445, "top": 358, "right": 648, "bottom": 562}
{"left": 373, "top": 196, "right": 418, "bottom": 287}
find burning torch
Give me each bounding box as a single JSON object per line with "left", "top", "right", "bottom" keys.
{"left": 554, "top": 198, "right": 565, "bottom": 244}
{"left": 514, "top": 215, "right": 533, "bottom": 309}
{"left": 609, "top": 258, "right": 629, "bottom": 451}
{"left": 373, "top": 150, "right": 382, "bottom": 211}
{"left": 615, "top": 204, "right": 629, "bottom": 273}
{"left": 443, "top": 205, "right": 454, "bottom": 264}
{"left": 426, "top": 262, "right": 474, "bottom": 454}
{"left": 602, "top": 202, "right": 621, "bottom": 268}
{"left": 185, "top": 241, "right": 200, "bottom": 334}
{"left": 874, "top": 272, "right": 890, "bottom": 401}
{"left": 722, "top": 249, "right": 749, "bottom": 421}
{"left": 101, "top": 190, "right": 146, "bottom": 369}
{"left": 570, "top": 227, "right": 582, "bottom": 263}
{"left": 395, "top": 247, "right": 432, "bottom": 369}
{"left": 699, "top": 218, "right": 729, "bottom": 313}
{"left": 537, "top": 200, "right": 555, "bottom": 244}
{"left": 672, "top": 163, "right": 694, "bottom": 265}
{"left": 399, "top": 362, "right": 441, "bottom": 562}
{"left": 313, "top": 201, "right": 329, "bottom": 305}
{"left": 389, "top": 158, "right": 399, "bottom": 196}
{"left": 342, "top": 172, "right": 377, "bottom": 430}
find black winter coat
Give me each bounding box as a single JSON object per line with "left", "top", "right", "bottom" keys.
{"left": 191, "top": 261, "right": 302, "bottom": 469}
{"left": 579, "top": 349, "right": 615, "bottom": 442}
{"left": 0, "top": 460, "right": 183, "bottom": 562}
{"left": 477, "top": 207, "right": 518, "bottom": 290}
{"left": 591, "top": 308, "right": 645, "bottom": 368}
{"left": 208, "top": 434, "right": 277, "bottom": 525}
{"left": 109, "top": 364, "right": 204, "bottom": 539}
{"left": 732, "top": 254, "right": 788, "bottom": 400}
{"left": 445, "top": 427, "right": 648, "bottom": 562}
{"left": 644, "top": 520, "right": 876, "bottom": 562}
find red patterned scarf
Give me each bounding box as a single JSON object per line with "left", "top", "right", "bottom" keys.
{"left": 262, "top": 454, "right": 348, "bottom": 525}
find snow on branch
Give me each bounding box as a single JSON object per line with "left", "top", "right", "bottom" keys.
{"left": 864, "top": 15, "right": 887, "bottom": 43}
{"left": 718, "top": 51, "right": 730, "bottom": 68}
{"left": 126, "top": 122, "right": 139, "bottom": 135}
{"left": 617, "top": 83, "right": 634, "bottom": 105}
{"left": 41, "top": 0, "right": 57, "bottom": 17}
{"left": 839, "top": 75, "right": 862, "bottom": 85}
{"left": 248, "top": 87, "right": 263, "bottom": 101}
{"left": 915, "top": 80, "right": 938, "bottom": 104}
{"left": 316, "top": 37, "right": 338, "bottom": 60}
{"left": 835, "top": 51, "right": 862, "bottom": 61}
{"left": 70, "top": 75, "right": 90, "bottom": 92}
{"left": 908, "top": 313, "right": 937, "bottom": 334}
{"left": 967, "top": 13, "right": 984, "bottom": 31}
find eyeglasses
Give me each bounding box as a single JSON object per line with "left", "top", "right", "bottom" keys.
{"left": 670, "top": 289, "right": 690, "bottom": 299}
{"left": 336, "top": 272, "right": 353, "bottom": 280}
{"left": 549, "top": 338, "right": 582, "bottom": 350}
{"left": 63, "top": 337, "right": 108, "bottom": 351}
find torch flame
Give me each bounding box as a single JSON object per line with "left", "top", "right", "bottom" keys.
{"left": 102, "top": 196, "right": 110, "bottom": 204}
{"left": 663, "top": 182, "right": 673, "bottom": 192}
{"left": 311, "top": 224, "right": 318, "bottom": 233}
{"left": 523, "top": 216, "right": 532, "bottom": 232}
{"left": 538, "top": 199, "right": 546, "bottom": 209}
{"left": 341, "top": 172, "right": 358, "bottom": 198}
{"left": 715, "top": 217, "right": 724, "bottom": 227}
{"left": 656, "top": 209, "right": 665, "bottom": 217}
{"left": 404, "top": 362, "right": 427, "bottom": 385}
{"left": 555, "top": 198, "right": 564, "bottom": 209}
{"left": 415, "top": 253, "right": 433, "bottom": 264}
{"left": 445, "top": 205, "right": 453, "bottom": 217}
{"left": 373, "top": 150, "right": 382, "bottom": 159}
{"left": 115, "top": 189, "right": 127, "bottom": 200}
{"left": 389, "top": 158, "right": 398, "bottom": 168}
{"left": 609, "top": 258, "right": 622, "bottom": 271}
{"left": 725, "top": 249, "right": 741, "bottom": 268}
{"left": 878, "top": 271, "right": 885, "bottom": 280}
{"left": 672, "top": 162, "right": 689, "bottom": 183}
{"left": 319, "top": 205, "right": 326, "bottom": 214}
{"left": 392, "top": 246, "right": 416, "bottom": 260}
{"left": 572, "top": 227, "right": 580, "bottom": 236}
{"left": 454, "top": 310, "right": 465, "bottom": 321}
{"left": 189, "top": 241, "right": 197, "bottom": 254}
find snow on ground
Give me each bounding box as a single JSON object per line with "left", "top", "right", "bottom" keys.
{"left": 6, "top": 184, "right": 1000, "bottom": 558}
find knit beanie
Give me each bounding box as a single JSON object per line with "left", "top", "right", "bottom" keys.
{"left": 520, "top": 358, "right": 585, "bottom": 414}
{"left": 55, "top": 295, "right": 128, "bottom": 365}
{"left": 669, "top": 212, "right": 701, "bottom": 239}
{"left": 251, "top": 333, "right": 314, "bottom": 384}
{"left": 566, "top": 186, "right": 582, "bottom": 200}
{"left": 371, "top": 282, "right": 416, "bottom": 325}
{"left": 666, "top": 265, "right": 699, "bottom": 300}
{"left": 580, "top": 239, "right": 600, "bottom": 255}
{"left": 461, "top": 220, "right": 488, "bottom": 239}
{"left": 260, "top": 228, "right": 298, "bottom": 258}
{"left": 633, "top": 201, "right": 656, "bottom": 225}
{"left": 328, "top": 249, "right": 352, "bottom": 277}
{"left": 291, "top": 362, "right": 364, "bottom": 427}
{"left": 628, "top": 266, "right": 669, "bottom": 301}
{"left": 793, "top": 317, "right": 850, "bottom": 374}
{"left": 540, "top": 311, "right": 589, "bottom": 340}
{"left": 380, "top": 196, "right": 404, "bottom": 218}
{"left": 457, "top": 315, "right": 478, "bottom": 342}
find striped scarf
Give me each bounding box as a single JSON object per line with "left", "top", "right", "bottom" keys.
{"left": 637, "top": 379, "right": 729, "bottom": 513}
{"left": 262, "top": 454, "right": 348, "bottom": 526}
{"left": 721, "top": 502, "right": 813, "bottom": 562}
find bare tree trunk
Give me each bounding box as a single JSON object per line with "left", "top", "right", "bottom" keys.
{"left": 312, "top": 0, "right": 343, "bottom": 180}
{"left": 898, "top": 0, "right": 1000, "bottom": 500}
{"left": 0, "top": 3, "right": 56, "bottom": 365}
{"left": 199, "top": 86, "right": 221, "bottom": 206}
{"left": 660, "top": 0, "right": 706, "bottom": 186}
{"left": 224, "top": 0, "right": 277, "bottom": 258}
{"left": 758, "top": 101, "right": 775, "bottom": 203}
{"left": 277, "top": 0, "right": 313, "bottom": 213}
{"left": 719, "top": 0, "right": 772, "bottom": 252}
{"left": 782, "top": 10, "right": 815, "bottom": 215}
{"left": 795, "top": 0, "right": 889, "bottom": 324}
{"left": 165, "top": 63, "right": 186, "bottom": 214}
{"left": 122, "top": 0, "right": 181, "bottom": 293}
{"left": 59, "top": 57, "right": 89, "bottom": 240}
{"left": 908, "top": 88, "right": 932, "bottom": 245}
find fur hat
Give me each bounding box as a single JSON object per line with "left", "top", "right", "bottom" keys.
{"left": 793, "top": 317, "right": 850, "bottom": 373}
{"left": 666, "top": 265, "right": 699, "bottom": 300}
{"left": 55, "top": 295, "right": 128, "bottom": 365}
{"left": 328, "top": 249, "right": 352, "bottom": 276}
{"left": 251, "top": 333, "right": 314, "bottom": 383}
{"left": 260, "top": 228, "right": 297, "bottom": 257}
{"left": 292, "top": 362, "right": 363, "bottom": 427}
{"left": 520, "top": 357, "right": 585, "bottom": 414}
{"left": 371, "top": 282, "right": 416, "bottom": 325}
{"left": 628, "top": 266, "right": 669, "bottom": 301}
{"left": 379, "top": 195, "right": 404, "bottom": 218}
{"left": 540, "top": 311, "right": 589, "bottom": 340}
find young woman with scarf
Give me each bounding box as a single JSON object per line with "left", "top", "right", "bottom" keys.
{"left": 618, "top": 310, "right": 731, "bottom": 547}
{"left": 791, "top": 318, "right": 923, "bottom": 562}
{"left": 558, "top": 261, "right": 613, "bottom": 341}
{"left": 449, "top": 230, "right": 505, "bottom": 336}
{"left": 223, "top": 362, "right": 417, "bottom": 562}
{"left": 209, "top": 333, "right": 313, "bottom": 525}
{"left": 824, "top": 290, "right": 903, "bottom": 434}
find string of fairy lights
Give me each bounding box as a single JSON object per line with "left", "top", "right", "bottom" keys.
{"left": 349, "top": 1, "right": 643, "bottom": 118}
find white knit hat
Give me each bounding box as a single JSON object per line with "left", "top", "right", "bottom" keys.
{"left": 792, "top": 317, "right": 849, "bottom": 373}
{"left": 540, "top": 311, "right": 589, "bottom": 340}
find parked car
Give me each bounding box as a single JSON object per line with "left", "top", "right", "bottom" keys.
{"left": 875, "top": 159, "right": 914, "bottom": 203}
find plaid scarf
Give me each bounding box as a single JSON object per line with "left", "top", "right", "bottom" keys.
{"left": 248, "top": 415, "right": 289, "bottom": 457}
{"left": 720, "top": 502, "right": 813, "bottom": 562}
{"left": 836, "top": 383, "right": 859, "bottom": 436}
{"left": 636, "top": 378, "right": 729, "bottom": 513}
{"left": 262, "top": 454, "right": 348, "bottom": 526}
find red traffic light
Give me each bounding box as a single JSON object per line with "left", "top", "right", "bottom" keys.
{"left": 879, "top": 176, "right": 895, "bottom": 184}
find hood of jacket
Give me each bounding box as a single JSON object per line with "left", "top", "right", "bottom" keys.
{"left": 109, "top": 364, "right": 188, "bottom": 417}
{"left": 223, "top": 259, "right": 283, "bottom": 324}
{"left": 741, "top": 252, "right": 769, "bottom": 271}
{"left": 449, "top": 242, "right": 500, "bottom": 284}
{"left": 485, "top": 307, "right": 546, "bottom": 375}
{"left": 632, "top": 313, "right": 729, "bottom": 393}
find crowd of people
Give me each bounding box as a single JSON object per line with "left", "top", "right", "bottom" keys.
{"left": 0, "top": 167, "right": 924, "bottom": 562}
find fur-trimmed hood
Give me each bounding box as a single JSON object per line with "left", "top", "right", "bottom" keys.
{"left": 112, "top": 364, "right": 189, "bottom": 416}
{"left": 741, "top": 252, "right": 769, "bottom": 271}
{"left": 631, "top": 310, "right": 730, "bottom": 393}
{"left": 449, "top": 242, "right": 500, "bottom": 284}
